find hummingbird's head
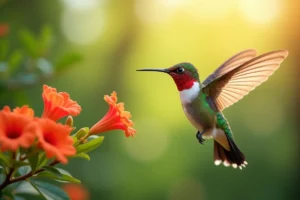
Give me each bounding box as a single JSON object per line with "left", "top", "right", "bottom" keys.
{"left": 137, "top": 62, "right": 200, "bottom": 91}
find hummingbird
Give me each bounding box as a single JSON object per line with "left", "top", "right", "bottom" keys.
{"left": 137, "top": 49, "right": 288, "bottom": 169}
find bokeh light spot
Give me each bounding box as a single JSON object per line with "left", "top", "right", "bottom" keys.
{"left": 61, "top": 0, "right": 104, "bottom": 11}
{"left": 124, "top": 119, "right": 170, "bottom": 162}
{"left": 183, "top": 0, "right": 233, "bottom": 20}
{"left": 135, "top": 0, "right": 234, "bottom": 23}
{"left": 239, "top": 0, "right": 281, "bottom": 24}
{"left": 135, "top": 0, "right": 184, "bottom": 24}
{"left": 61, "top": 8, "right": 105, "bottom": 45}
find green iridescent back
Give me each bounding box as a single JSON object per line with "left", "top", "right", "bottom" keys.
{"left": 216, "top": 112, "right": 234, "bottom": 139}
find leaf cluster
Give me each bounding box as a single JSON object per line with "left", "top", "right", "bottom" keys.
{"left": 0, "top": 128, "right": 104, "bottom": 200}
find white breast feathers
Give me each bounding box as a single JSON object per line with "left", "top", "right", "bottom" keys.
{"left": 179, "top": 82, "right": 200, "bottom": 104}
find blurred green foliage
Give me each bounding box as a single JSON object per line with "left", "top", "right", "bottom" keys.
{"left": 0, "top": 23, "right": 82, "bottom": 107}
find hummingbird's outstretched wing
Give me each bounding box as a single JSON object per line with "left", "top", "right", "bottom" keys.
{"left": 202, "top": 49, "right": 257, "bottom": 86}
{"left": 202, "top": 50, "right": 289, "bottom": 111}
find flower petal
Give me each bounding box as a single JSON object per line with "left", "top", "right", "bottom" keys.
{"left": 13, "top": 105, "right": 34, "bottom": 117}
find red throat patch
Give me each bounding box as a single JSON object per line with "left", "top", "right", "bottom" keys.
{"left": 170, "top": 73, "right": 196, "bottom": 91}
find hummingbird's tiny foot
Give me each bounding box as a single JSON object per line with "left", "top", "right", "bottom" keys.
{"left": 196, "top": 130, "right": 206, "bottom": 144}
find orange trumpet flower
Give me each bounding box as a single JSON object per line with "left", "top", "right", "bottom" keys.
{"left": 0, "top": 110, "right": 37, "bottom": 152}
{"left": 89, "top": 91, "right": 136, "bottom": 137}
{"left": 42, "top": 85, "right": 81, "bottom": 121}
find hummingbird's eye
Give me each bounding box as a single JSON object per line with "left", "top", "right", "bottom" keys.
{"left": 176, "top": 67, "right": 184, "bottom": 74}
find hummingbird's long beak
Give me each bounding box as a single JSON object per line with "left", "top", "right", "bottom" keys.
{"left": 136, "top": 68, "right": 169, "bottom": 73}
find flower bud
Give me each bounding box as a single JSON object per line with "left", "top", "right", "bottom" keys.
{"left": 65, "top": 116, "right": 74, "bottom": 127}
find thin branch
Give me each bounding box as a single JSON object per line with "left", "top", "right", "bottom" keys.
{"left": 0, "top": 167, "right": 14, "bottom": 191}
{"left": 0, "top": 153, "right": 16, "bottom": 190}
{"left": 0, "top": 160, "right": 59, "bottom": 190}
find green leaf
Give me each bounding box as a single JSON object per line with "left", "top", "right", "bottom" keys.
{"left": 70, "top": 153, "right": 90, "bottom": 161}
{"left": 19, "top": 30, "right": 38, "bottom": 58}
{"left": 35, "top": 171, "right": 80, "bottom": 183}
{"left": 8, "top": 50, "right": 23, "bottom": 75}
{"left": 37, "top": 153, "right": 48, "bottom": 168}
{"left": 1, "top": 188, "right": 15, "bottom": 200}
{"left": 55, "top": 52, "right": 82, "bottom": 72}
{"left": 14, "top": 161, "right": 31, "bottom": 169}
{"left": 76, "top": 136, "right": 104, "bottom": 154}
{"left": 27, "top": 180, "right": 48, "bottom": 200}
{"left": 28, "top": 154, "right": 39, "bottom": 172}
{"left": 39, "top": 25, "right": 53, "bottom": 55}
{"left": 0, "top": 152, "right": 11, "bottom": 168}
{"left": 29, "top": 180, "right": 70, "bottom": 200}
{"left": 14, "top": 194, "right": 35, "bottom": 200}
{"left": 18, "top": 166, "right": 31, "bottom": 176}
{"left": 5, "top": 181, "right": 24, "bottom": 194}
{"left": 42, "top": 166, "right": 62, "bottom": 177}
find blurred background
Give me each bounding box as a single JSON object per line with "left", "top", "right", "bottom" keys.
{"left": 0, "top": 0, "right": 299, "bottom": 199}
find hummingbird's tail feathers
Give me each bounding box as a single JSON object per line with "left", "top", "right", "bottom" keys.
{"left": 214, "top": 137, "right": 247, "bottom": 169}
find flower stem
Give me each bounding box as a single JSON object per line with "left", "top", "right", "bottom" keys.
{"left": 78, "top": 134, "right": 89, "bottom": 145}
